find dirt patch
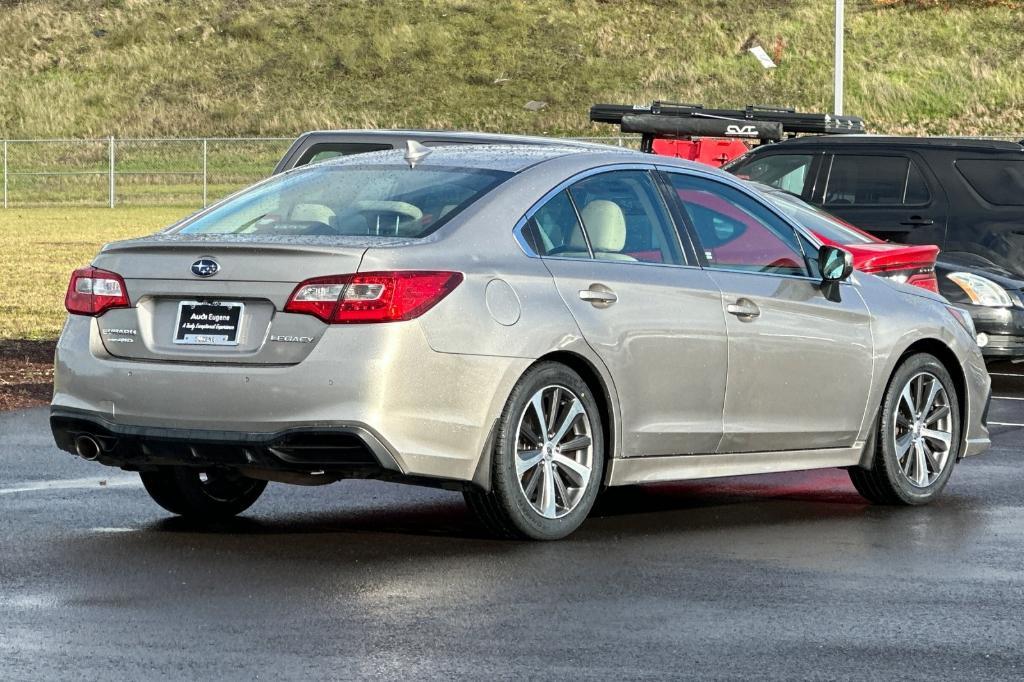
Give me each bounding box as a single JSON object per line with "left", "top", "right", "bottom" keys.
{"left": 0, "top": 339, "right": 55, "bottom": 411}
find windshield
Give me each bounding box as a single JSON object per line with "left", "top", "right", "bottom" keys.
{"left": 764, "top": 191, "right": 878, "bottom": 245}
{"left": 175, "top": 164, "right": 513, "bottom": 238}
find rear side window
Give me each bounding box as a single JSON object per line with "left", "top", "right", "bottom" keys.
{"left": 824, "top": 155, "right": 930, "bottom": 206}
{"left": 521, "top": 190, "right": 591, "bottom": 258}
{"left": 730, "top": 154, "right": 814, "bottom": 195}
{"left": 956, "top": 159, "right": 1024, "bottom": 206}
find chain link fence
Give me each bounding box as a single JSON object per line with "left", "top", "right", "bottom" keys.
{"left": 0, "top": 135, "right": 641, "bottom": 209}
{"left": 8, "top": 132, "right": 1021, "bottom": 208}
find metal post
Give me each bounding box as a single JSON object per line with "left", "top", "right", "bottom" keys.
{"left": 202, "top": 139, "right": 208, "bottom": 207}
{"left": 834, "top": 0, "right": 845, "bottom": 116}
{"left": 108, "top": 135, "right": 115, "bottom": 208}
{"left": 2, "top": 140, "right": 7, "bottom": 209}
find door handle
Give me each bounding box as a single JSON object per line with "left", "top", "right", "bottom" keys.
{"left": 726, "top": 299, "right": 760, "bottom": 319}
{"left": 579, "top": 286, "right": 617, "bottom": 307}
{"left": 900, "top": 216, "right": 935, "bottom": 227}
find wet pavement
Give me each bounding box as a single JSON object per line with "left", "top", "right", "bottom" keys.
{"left": 2, "top": 367, "right": 1024, "bottom": 679}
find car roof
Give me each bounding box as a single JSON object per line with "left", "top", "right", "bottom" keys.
{"left": 308, "top": 143, "right": 639, "bottom": 174}
{"left": 294, "top": 129, "right": 619, "bottom": 150}
{"left": 765, "top": 134, "right": 1024, "bottom": 152}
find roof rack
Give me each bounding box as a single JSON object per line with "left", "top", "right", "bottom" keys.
{"left": 590, "top": 101, "right": 866, "bottom": 141}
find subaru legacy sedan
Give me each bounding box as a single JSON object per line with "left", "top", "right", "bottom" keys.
{"left": 51, "top": 144, "right": 991, "bottom": 540}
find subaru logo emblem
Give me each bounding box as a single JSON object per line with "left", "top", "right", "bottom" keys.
{"left": 191, "top": 258, "right": 220, "bottom": 278}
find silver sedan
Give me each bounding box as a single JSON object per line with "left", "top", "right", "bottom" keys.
{"left": 51, "top": 144, "right": 991, "bottom": 539}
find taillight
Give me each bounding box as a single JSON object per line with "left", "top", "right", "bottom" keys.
{"left": 874, "top": 266, "right": 938, "bottom": 293}
{"left": 906, "top": 271, "right": 939, "bottom": 293}
{"left": 284, "top": 271, "right": 463, "bottom": 324}
{"left": 64, "top": 266, "right": 130, "bottom": 316}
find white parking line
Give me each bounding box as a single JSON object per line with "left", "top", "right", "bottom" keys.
{"left": 992, "top": 396, "right": 1024, "bottom": 401}
{"left": 989, "top": 372, "right": 1024, "bottom": 377}
{"left": 0, "top": 476, "right": 141, "bottom": 495}
{"left": 989, "top": 421, "right": 1024, "bottom": 427}
{"left": 90, "top": 527, "right": 137, "bottom": 533}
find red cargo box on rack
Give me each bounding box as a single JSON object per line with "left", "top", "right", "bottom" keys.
{"left": 650, "top": 137, "right": 750, "bottom": 167}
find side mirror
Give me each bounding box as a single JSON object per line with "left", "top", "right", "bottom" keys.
{"left": 819, "top": 245, "right": 854, "bottom": 283}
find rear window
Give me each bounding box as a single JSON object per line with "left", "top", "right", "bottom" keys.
{"left": 176, "top": 164, "right": 512, "bottom": 238}
{"left": 955, "top": 159, "right": 1024, "bottom": 206}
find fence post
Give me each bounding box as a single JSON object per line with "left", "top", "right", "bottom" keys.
{"left": 202, "top": 138, "right": 208, "bottom": 207}
{"left": 108, "top": 136, "right": 115, "bottom": 208}
{"left": 2, "top": 140, "right": 7, "bottom": 209}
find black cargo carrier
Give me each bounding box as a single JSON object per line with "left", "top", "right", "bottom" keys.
{"left": 590, "top": 101, "right": 865, "bottom": 142}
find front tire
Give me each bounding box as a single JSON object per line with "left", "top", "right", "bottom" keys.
{"left": 140, "top": 467, "right": 267, "bottom": 520}
{"left": 849, "top": 353, "right": 960, "bottom": 505}
{"left": 464, "top": 362, "right": 605, "bottom": 540}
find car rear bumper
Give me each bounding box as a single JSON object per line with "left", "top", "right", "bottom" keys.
{"left": 51, "top": 316, "right": 530, "bottom": 483}
{"left": 52, "top": 407, "right": 401, "bottom": 472}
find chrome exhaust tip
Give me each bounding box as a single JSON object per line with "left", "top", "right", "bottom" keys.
{"left": 74, "top": 435, "right": 102, "bottom": 461}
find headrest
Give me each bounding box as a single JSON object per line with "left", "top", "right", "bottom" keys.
{"left": 580, "top": 200, "right": 626, "bottom": 253}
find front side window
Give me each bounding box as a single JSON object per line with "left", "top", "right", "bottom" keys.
{"left": 824, "top": 155, "right": 931, "bottom": 206}
{"left": 668, "top": 174, "right": 809, "bottom": 277}
{"left": 766, "top": 192, "right": 877, "bottom": 245}
{"left": 176, "top": 164, "right": 512, "bottom": 238}
{"left": 729, "top": 154, "right": 814, "bottom": 195}
{"left": 567, "top": 170, "right": 685, "bottom": 265}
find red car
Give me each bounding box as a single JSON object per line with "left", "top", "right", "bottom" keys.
{"left": 676, "top": 181, "right": 939, "bottom": 291}
{"left": 754, "top": 184, "right": 940, "bottom": 291}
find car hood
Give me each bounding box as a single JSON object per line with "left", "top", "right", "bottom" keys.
{"left": 936, "top": 252, "right": 1024, "bottom": 288}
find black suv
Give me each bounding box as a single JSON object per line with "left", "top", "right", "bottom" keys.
{"left": 726, "top": 136, "right": 1024, "bottom": 361}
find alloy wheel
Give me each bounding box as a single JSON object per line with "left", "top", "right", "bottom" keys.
{"left": 893, "top": 371, "right": 954, "bottom": 488}
{"left": 514, "top": 385, "right": 594, "bottom": 519}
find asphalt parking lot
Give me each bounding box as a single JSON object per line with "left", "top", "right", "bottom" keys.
{"left": 2, "top": 366, "right": 1024, "bottom": 680}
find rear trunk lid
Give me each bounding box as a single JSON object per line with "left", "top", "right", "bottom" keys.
{"left": 90, "top": 235, "right": 383, "bottom": 365}
{"left": 843, "top": 242, "right": 939, "bottom": 274}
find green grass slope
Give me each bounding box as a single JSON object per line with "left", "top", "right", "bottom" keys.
{"left": 0, "top": 0, "right": 1022, "bottom": 138}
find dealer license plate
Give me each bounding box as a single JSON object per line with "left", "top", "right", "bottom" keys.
{"left": 173, "top": 300, "right": 244, "bottom": 346}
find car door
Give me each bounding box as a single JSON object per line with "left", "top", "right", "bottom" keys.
{"left": 663, "top": 169, "right": 874, "bottom": 454}
{"left": 517, "top": 167, "right": 728, "bottom": 456}
{"left": 811, "top": 150, "right": 948, "bottom": 247}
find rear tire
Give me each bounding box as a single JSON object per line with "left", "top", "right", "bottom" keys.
{"left": 140, "top": 467, "right": 267, "bottom": 520}
{"left": 464, "top": 362, "right": 605, "bottom": 540}
{"left": 849, "top": 353, "right": 960, "bottom": 505}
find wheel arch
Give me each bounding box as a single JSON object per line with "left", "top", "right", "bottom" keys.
{"left": 858, "top": 337, "right": 967, "bottom": 470}
{"left": 470, "top": 349, "right": 619, "bottom": 492}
